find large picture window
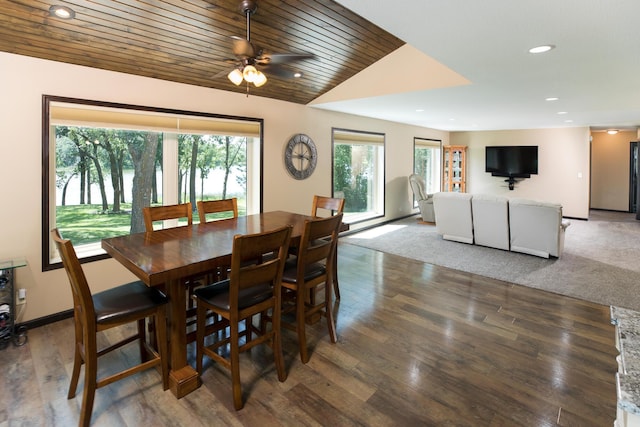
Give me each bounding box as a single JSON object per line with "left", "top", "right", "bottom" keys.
{"left": 332, "top": 128, "right": 385, "bottom": 223}
{"left": 42, "top": 96, "right": 263, "bottom": 270}
{"left": 414, "top": 138, "right": 442, "bottom": 202}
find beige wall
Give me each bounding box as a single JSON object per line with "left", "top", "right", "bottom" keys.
{"left": 590, "top": 130, "right": 636, "bottom": 211}
{"left": 450, "top": 128, "right": 592, "bottom": 219}
{"left": 1, "top": 52, "right": 448, "bottom": 322}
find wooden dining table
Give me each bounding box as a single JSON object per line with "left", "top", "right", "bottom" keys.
{"left": 101, "top": 210, "right": 317, "bottom": 398}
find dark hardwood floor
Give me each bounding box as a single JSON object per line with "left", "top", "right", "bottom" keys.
{"left": 0, "top": 242, "right": 618, "bottom": 426}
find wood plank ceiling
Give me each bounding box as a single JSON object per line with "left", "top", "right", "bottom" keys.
{"left": 0, "top": 0, "right": 405, "bottom": 105}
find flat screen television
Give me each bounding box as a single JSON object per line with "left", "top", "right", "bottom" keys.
{"left": 485, "top": 145, "right": 538, "bottom": 178}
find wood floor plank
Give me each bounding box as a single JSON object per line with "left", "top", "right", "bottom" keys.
{"left": 0, "top": 242, "right": 618, "bottom": 426}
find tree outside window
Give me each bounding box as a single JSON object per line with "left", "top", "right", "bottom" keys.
{"left": 414, "top": 138, "right": 442, "bottom": 199}
{"left": 332, "top": 128, "right": 385, "bottom": 222}
{"left": 43, "top": 96, "right": 262, "bottom": 270}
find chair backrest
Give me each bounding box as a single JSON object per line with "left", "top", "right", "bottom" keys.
{"left": 297, "top": 213, "right": 344, "bottom": 274}
{"left": 51, "top": 229, "right": 95, "bottom": 326}
{"left": 228, "top": 225, "right": 293, "bottom": 309}
{"left": 311, "top": 195, "right": 345, "bottom": 217}
{"left": 409, "top": 174, "right": 429, "bottom": 201}
{"left": 197, "top": 198, "right": 238, "bottom": 223}
{"left": 143, "top": 202, "right": 192, "bottom": 231}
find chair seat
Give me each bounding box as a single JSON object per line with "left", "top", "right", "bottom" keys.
{"left": 194, "top": 280, "right": 272, "bottom": 311}
{"left": 282, "top": 260, "right": 327, "bottom": 283}
{"left": 93, "top": 281, "right": 168, "bottom": 324}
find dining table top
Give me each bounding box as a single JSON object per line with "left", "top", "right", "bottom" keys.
{"left": 101, "top": 210, "right": 315, "bottom": 287}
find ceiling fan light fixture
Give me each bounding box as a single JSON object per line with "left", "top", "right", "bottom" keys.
{"left": 253, "top": 71, "right": 267, "bottom": 87}
{"left": 242, "top": 65, "right": 258, "bottom": 83}
{"left": 228, "top": 69, "right": 244, "bottom": 85}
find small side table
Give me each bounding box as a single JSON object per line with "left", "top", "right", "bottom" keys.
{"left": 0, "top": 258, "right": 28, "bottom": 349}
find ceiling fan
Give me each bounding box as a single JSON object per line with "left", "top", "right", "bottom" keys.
{"left": 217, "top": 0, "right": 315, "bottom": 88}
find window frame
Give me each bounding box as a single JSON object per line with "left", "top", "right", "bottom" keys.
{"left": 413, "top": 137, "right": 442, "bottom": 206}
{"left": 331, "top": 127, "right": 386, "bottom": 224}
{"left": 42, "top": 95, "right": 264, "bottom": 271}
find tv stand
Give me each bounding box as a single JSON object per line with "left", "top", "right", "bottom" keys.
{"left": 505, "top": 177, "right": 518, "bottom": 190}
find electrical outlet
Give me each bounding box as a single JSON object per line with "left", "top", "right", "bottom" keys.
{"left": 16, "top": 288, "right": 26, "bottom": 305}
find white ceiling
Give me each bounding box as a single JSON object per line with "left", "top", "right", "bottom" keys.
{"left": 313, "top": 0, "right": 640, "bottom": 132}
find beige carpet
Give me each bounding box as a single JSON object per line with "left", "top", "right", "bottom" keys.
{"left": 344, "top": 210, "right": 640, "bottom": 311}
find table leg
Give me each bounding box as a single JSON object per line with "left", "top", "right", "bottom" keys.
{"left": 166, "top": 278, "right": 201, "bottom": 398}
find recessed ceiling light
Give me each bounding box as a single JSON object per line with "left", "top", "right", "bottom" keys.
{"left": 293, "top": 72, "right": 302, "bottom": 78}
{"left": 49, "top": 5, "right": 76, "bottom": 19}
{"left": 529, "top": 45, "right": 555, "bottom": 54}
{"left": 607, "top": 129, "right": 619, "bottom": 135}
{"left": 545, "top": 97, "right": 559, "bottom": 101}
{"left": 557, "top": 111, "right": 568, "bottom": 115}
{"left": 415, "top": 109, "right": 424, "bottom": 112}
{"left": 564, "top": 120, "right": 573, "bottom": 123}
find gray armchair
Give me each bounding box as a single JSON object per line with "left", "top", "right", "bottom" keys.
{"left": 409, "top": 174, "right": 435, "bottom": 222}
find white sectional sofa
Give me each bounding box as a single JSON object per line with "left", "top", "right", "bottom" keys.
{"left": 471, "top": 194, "right": 510, "bottom": 251}
{"left": 508, "top": 198, "right": 571, "bottom": 258}
{"left": 432, "top": 192, "right": 474, "bottom": 243}
{"left": 432, "top": 192, "right": 570, "bottom": 258}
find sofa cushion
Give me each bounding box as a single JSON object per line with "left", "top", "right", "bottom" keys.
{"left": 508, "top": 198, "right": 569, "bottom": 258}
{"left": 433, "top": 192, "right": 474, "bottom": 244}
{"left": 471, "top": 194, "right": 510, "bottom": 251}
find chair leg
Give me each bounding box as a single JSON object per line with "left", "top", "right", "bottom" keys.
{"left": 68, "top": 314, "right": 83, "bottom": 399}
{"left": 271, "top": 308, "right": 287, "bottom": 382}
{"left": 230, "top": 321, "right": 243, "bottom": 410}
{"left": 137, "top": 318, "right": 147, "bottom": 360}
{"left": 195, "top": 303, "right": 206, "bottom": 374}
{"left": 79, "top": 334, "right": 98, "bottom": 427}
{"left": 297, "top": 287, "right": 309, "bottom": 364}
{"left": 325, "top": 279, "right": 338, "bottom": 344}
{"left": 332, "top": 248, "right": 341, "bottom": 301}
{"left": 67, "top": 342, "right": 82, "bottom": 399}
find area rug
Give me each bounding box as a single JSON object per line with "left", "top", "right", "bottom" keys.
{"left": 344, "top": 211, "right": 640, "bottom": 311}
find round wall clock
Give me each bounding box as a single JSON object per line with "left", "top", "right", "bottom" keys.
{"left": 284, "top": 133, "right": 318, "bottom": 180}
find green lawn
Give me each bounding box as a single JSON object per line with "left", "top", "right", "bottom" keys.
{"left": 56, "top": 204, "right": 134, "bottom": 245}
{"left": 56, "top": 201, "right": 246, "bottom": 245}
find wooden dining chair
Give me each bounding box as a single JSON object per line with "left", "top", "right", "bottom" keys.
{"left": 311, "top": 195, "right": 345, "bottom": 300}
{"left": 143, "top": 202, "right": 205, "bottom": 341}
{"left": 197, "top": 198, "right": 238, "bottom": 223}
{"left": 279, "top": 213, "right": 343, "bottom": 363}
{"left": 311, "top": 195, "right": 345, "bottom": 217}
{"left": 51, "top": 229, "right": 168, "bottom": 427}
{"left": 143, "top": 202, "right": 193, "bottom": 231}
{"left": 193, "top": 225, "right": 292, "bottom": 410}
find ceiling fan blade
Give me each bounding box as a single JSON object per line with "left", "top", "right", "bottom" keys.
{"left": 231, "top": 36, "right": 255, "bottom": 58}
{"left": 212, "top": 67, "right": 235, "bottom": 79}
{"left": 261, "top": 64, "right": 301, "bottom": 79}
{"left": 263, "top": 52, "right": 315, "bottom": 65}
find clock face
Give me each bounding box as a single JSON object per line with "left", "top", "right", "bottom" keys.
{"left": 284, "top": 134, "right": 318, "bottom": 180}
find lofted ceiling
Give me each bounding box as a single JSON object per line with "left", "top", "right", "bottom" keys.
{"left": 0, "top": 0, "right": 403, "bottom": 105}
{"left": 328, "top": 0, "right": 640, "bottom": 131}
{"left": 4, "top": 1, "right": 640, "bottom": 132}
